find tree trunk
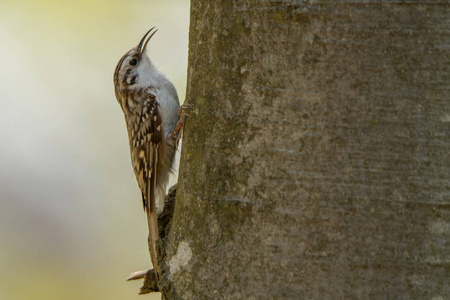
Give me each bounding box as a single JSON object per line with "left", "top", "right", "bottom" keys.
{"left": 160, "top": 1, "right": 449, "bottom": 299}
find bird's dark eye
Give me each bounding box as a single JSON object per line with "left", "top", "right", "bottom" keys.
{"left": 129, "top": 59, "right": 137, "bottom": 66}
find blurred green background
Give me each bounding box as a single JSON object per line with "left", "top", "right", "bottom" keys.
{"left": 0, "top": 1, "right": 189, "bottom": 299}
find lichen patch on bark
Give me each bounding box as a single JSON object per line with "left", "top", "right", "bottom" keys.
{"left": 169, "top": 241, "right": 192, "bottom": 276}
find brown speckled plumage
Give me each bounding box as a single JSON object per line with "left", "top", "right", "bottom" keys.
{"left": 113, "top": 28, "right": 180, "bottom": 283}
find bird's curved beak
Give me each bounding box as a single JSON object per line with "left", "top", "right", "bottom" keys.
{"left": 138, "top": 27, "right": 158, "bottom": 58}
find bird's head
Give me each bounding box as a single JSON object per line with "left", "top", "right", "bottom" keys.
{"left": 114, "top": 27, "right": 158, "bottom": 102}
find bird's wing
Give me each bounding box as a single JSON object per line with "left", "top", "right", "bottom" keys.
{"left": 130, "top": 92, "right": 164, "bottom": 279}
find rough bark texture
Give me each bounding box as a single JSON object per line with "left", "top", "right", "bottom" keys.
{"left": 161, "top": 1, "right": 449, "bottom": 299}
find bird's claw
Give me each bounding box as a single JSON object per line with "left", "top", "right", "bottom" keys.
{"left": 170, "top": 104, "right": 190, "bottom": 146}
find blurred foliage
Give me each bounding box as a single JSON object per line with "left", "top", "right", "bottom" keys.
{"left": 0, "top": 1, "right": 189, "bottom": 299}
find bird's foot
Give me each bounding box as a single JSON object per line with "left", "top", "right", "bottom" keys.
{"left": 170, "top": 104, "right": 190, "bottom": 147}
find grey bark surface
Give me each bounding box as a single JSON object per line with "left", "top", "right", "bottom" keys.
{"left": 160, "top": 1, "right": 450, "bottom": 299}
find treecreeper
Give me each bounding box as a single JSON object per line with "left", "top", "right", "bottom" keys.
{"left": 113, "top": 27, "right": 185, "bottom": 293}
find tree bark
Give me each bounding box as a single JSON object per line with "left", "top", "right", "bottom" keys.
{"left": 160, "top": 1, "right": 449, "bottom": 299}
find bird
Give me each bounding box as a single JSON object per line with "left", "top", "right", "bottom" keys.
{"left": 113, "top": 27, "right": 181, "bottom": 282}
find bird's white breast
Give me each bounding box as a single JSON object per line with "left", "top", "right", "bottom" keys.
{"left": 138, "top": 55, "right": 180, "bottom": 138}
